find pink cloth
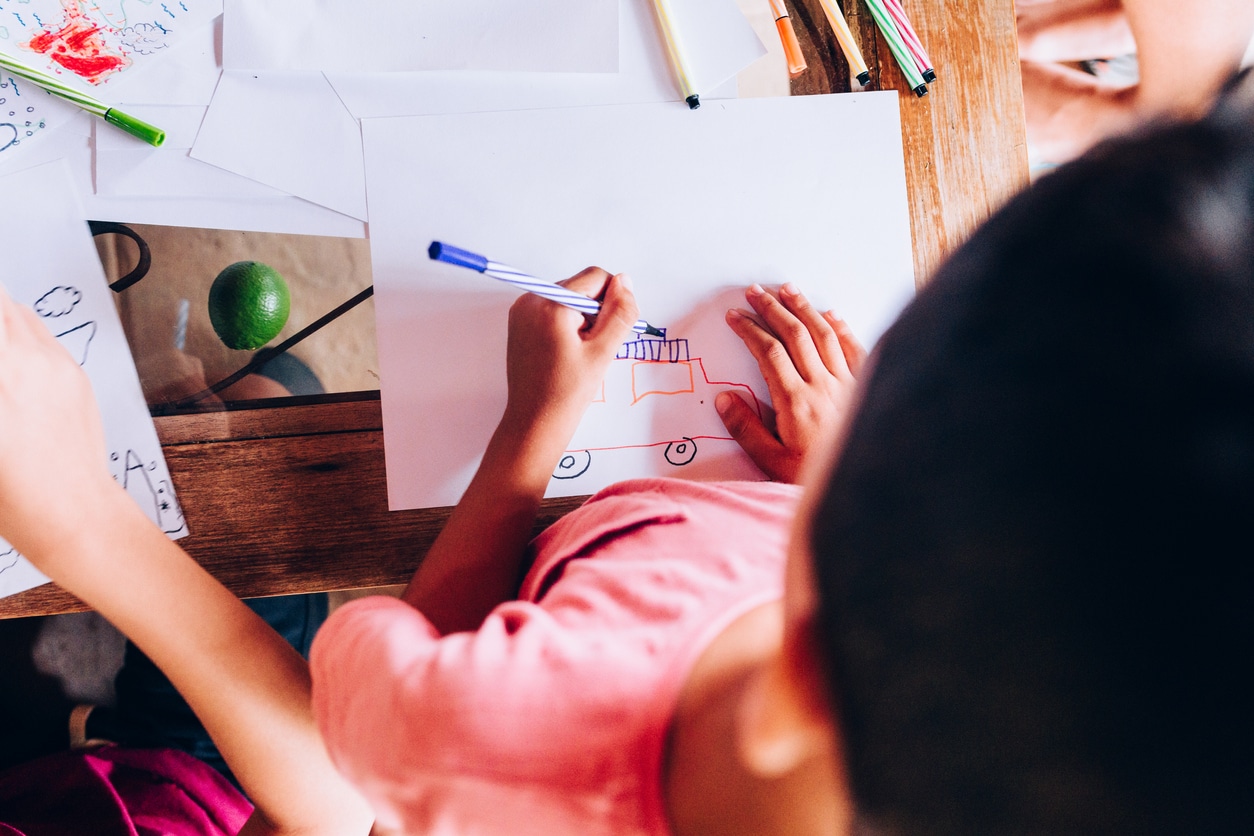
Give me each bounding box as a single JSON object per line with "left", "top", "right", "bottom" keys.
{"left": 311, "top": 477, "right": 800, "bottom": 835}
{"left": 0, "top": 745, "right": 252, "bottom": 835}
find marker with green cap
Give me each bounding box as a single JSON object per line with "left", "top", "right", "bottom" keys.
{"left": 0, "top": 50, "right": 165, "bottom": 147}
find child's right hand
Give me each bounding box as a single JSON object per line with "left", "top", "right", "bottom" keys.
{"left": 0, "top": 285, "right": 116, "bottom": 558}
{"left": 717, "top": 283, "right": 866, "bottom": 484}
{"left": 500, "top": 268, "right": 639, "bottom": 453}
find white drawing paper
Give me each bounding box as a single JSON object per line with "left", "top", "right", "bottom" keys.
{"left": 0, "top": 67, "right": 77, "bottom": 161}
{"left": 326, "top": 0, "right": 755, "bottom": 119}
{"left": 96, "top": 104, "right": 284, "bottom": 199}
{"left": 190, "top": 71, "right": 368, "bottom": 220}
{"left": 0, "top": 160, "right": 188, "bottom": 599}
{"left": 364, "top": 93, "right": 917, "bottom": 510}
{"left": 222, "top": 0, "right": 618, "bottom": 74}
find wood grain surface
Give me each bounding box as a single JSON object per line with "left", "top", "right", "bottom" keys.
{"left": 791, "top": 0, "right": 1029, "bottom": 285}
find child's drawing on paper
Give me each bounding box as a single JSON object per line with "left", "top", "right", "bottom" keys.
{"left": 115, "top": 449, "right": 186, "bottom": 535}
{"left": 36, "top": 285, "right": 97, "bottom": 363}
{"left": 1, "top": 0, "right": 218, "bottom": 85}
{"left": 0, "top": 74, "right": 51, "bottom": 155}
{"left": 555, "top": 335, "right": 762, "bottom": 482}
{"left": 2, "top": 161, "right": 191, "bottom": 599}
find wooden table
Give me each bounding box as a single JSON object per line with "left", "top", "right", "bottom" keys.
{"left": 0, "top": 0, "right": 1028, "bottom": 619}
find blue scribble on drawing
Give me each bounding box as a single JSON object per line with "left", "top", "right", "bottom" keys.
{"left": 120, "top": 21, "right": 169, "bottom": 54}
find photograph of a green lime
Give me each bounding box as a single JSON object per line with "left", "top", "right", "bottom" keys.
{"left": 208, "top": 261, "right": 291, "bottom": 350}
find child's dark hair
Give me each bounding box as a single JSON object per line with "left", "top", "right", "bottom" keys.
{"left": 811, "top": 70, "right": 1254, "bottom": 835}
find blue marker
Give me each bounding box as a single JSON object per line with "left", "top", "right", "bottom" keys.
{"left": 428, "top": 242, "right": 666, "bottom": 338}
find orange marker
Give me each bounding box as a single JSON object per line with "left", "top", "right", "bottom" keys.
{"left": 767, "top": 0, "right": 807, "bottom": 78}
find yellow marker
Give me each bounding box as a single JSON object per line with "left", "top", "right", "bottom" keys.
{"left": 650, "top": 0, "right": 701, "bottom": 109}
{"left": 767, "top": 0, "right": 807, "bottom": 78}
{"left": 816, "top": 0, "right": 871, "bottom": 87}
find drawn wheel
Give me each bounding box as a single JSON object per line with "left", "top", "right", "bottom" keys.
{"left": 664, "top": 438, "right": 697, "bottom": 466}
{"left": 553, "top": 450, "right": 592, "bottom": 480}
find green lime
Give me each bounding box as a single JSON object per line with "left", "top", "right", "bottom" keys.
{"left": 208, "top": 261, "right": 291, "bottom": 350}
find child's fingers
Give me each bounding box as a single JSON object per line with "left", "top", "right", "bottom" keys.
{"left": 744, "top": 284, "right": 829, "bottom": 385}
{"left": 558, "top": 266, "right": 615, "bottom": 299}
{"left": 715, "top": 391, "right": 793, "bottom": 481}
{"left": 822, "top": 311, "right": 867, "bottom": 377}
{"left": 725, "top": 306, "right": 804, "bottom": 404}
{"left": 777, "top": 284, "right": 851, "bottom": 379}
{"left": 586, "top": 273, "right": 639, "bottom": 350}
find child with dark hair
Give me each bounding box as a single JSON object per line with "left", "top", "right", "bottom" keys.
{"left": 3, "top": 69, "right": 1252, "bottom": 836}
{"left": 809, "top": 70, "right": 1254, "bottom": 834}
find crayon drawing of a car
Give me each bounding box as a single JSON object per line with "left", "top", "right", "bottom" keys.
{"left": 554, "top": 336, "right": 762, "bottom": 480}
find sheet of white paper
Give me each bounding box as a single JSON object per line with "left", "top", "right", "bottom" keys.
{"left": 96, "top": 105, "right": 283, "bottom": 199}
{"left": 0, "top": 68, "right": 80, "bottom": 163}
{"left": 222, "top": 0, "right": 617, "bottom": 73}
{"left": 327, "top": 0, "right": 754, "bottom": 118}
{"left": 191, "top": 71, "right": 368, "bottom": 220}
{"left": 103, "top": 15, "right": 223, "bottom": 107}
{"left": 0, "top": 161, "right": 189, "bottom": 599}
{"left": 0, "top": 113, "right": 367, "bottom": 237}
{"left": 365, "top": 93, "right": 916, "bottom": 510}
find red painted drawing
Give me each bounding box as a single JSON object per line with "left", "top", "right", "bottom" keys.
{"left": 23, "top": 1, "right": 131, "bottom": 84}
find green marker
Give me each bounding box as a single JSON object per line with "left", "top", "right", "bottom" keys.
{"left": 861, "top": 0, "right": 928, "bottom": 97}
{"left": 0, "top": 50, "right": 165, "bottom": 147}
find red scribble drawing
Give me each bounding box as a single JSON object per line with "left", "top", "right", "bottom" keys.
{"left": 555, "top": 336, "right": 763, "bottom": 480}
{"left": 22, "top": 1, "right": 131, "bottom": 84}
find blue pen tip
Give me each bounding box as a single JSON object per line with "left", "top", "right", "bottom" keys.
{"left": 428, "top": 241, "right": 489, "bottom": 272}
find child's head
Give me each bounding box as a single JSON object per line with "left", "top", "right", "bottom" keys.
{"left": 806, "top": 71, "right": 1254, "bottom": 834}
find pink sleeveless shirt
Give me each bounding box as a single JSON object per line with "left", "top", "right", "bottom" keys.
{"left": 311, "top": 478, "right": 800, "bottom": 835}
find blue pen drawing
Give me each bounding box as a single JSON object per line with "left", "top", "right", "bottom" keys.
{"left": 553, "top": 336, "right": 763, "bottom": 481}
{"left": 118, "top": 22, "right": 171, "bottom": 56}
{"left": 54, "top": 320, "right": 96, "bottom": 365}
{"left": 35, "top": 284, "right": 82, "bottom": 317}
{"left": 114, "top": 449, "right": 187, "bottom": 535}
{"left": 35, "top": 284, "right": 97, "bottom": 364}
{"left": 0, "top": 75, "right": 50, "bottom": 155}
{"left": 0, "top": 547, "right": 18, "bottom": 576}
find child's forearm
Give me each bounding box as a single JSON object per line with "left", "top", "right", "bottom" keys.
{"left": 30, "top": 484, "right": 373, "bottom": 836}
{"left": 401, "top": 412, "right": 572, "bottom": 634}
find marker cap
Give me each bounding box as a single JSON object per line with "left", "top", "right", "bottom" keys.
{"left": 429, "top": 241, "right": 489, "bottom": 272}
{"left": 922, "top": 68, "right": 937, "bottom": 83}
{"left": 856, "top": 71, "right": 871, "bottom": 86}
{"left": 775, "top": 17, "right": 807, "bottom": 77}
{"left": 103, "top": 109, "right": 165, "bottom": 147}
{"left": 685, "top": 94, "right": 700, "bottom": 110}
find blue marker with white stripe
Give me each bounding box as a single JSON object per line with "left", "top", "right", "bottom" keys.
{"left": 428, "top": 242, "right": 666, "bottom": 338}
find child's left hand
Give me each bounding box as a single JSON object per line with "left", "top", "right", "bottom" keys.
{"left": 0, "top": 285, "right": 114, "bottom": 557}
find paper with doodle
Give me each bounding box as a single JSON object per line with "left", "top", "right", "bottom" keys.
{"left": 0, "top": 160, "right": 187, "bottom": 600}
{"left": 0, "top": 0, "right": 220, "bottom": 161}
{"left": 366, "top": 94, "right": 917, "bottom": 510}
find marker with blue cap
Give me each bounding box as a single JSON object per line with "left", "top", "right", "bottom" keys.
{"left": 428, "top": 242, "right": 667, "bottom": 338}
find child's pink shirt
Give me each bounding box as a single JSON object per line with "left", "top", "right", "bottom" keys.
{"left": 310, "top": 477, "right": 800, "bottom": 835}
